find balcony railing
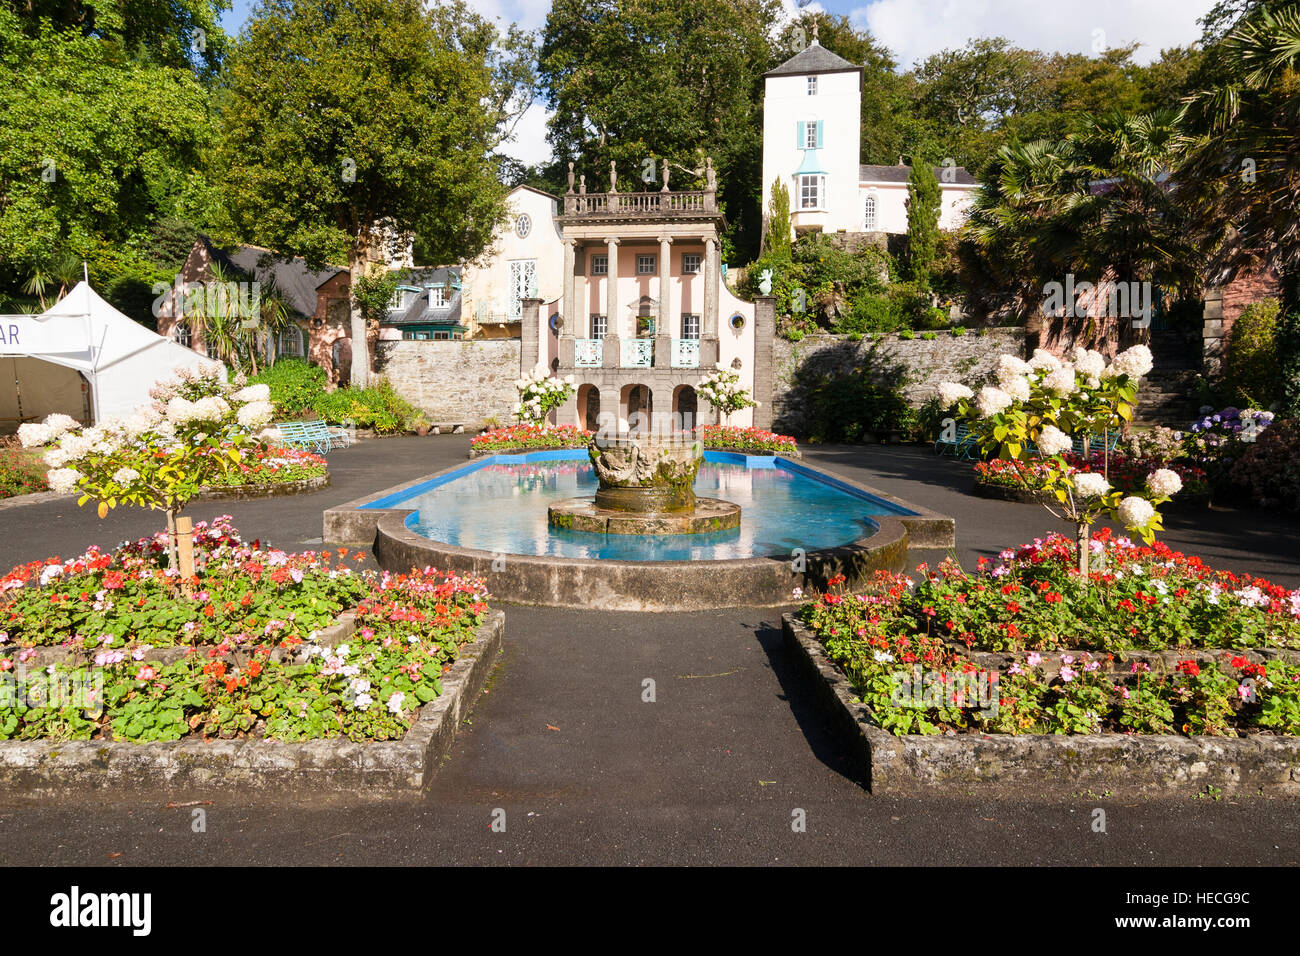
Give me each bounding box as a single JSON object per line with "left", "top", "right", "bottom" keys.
{"left": 671, "top": 338, "right": 701, "bottom": 368}
{"left": 574, "top": 338, "right": 603, "bottom": 368}
{"left": 621, "top": 338, "right": 653, "bottom": 368}
{"left": 562, "top": 190, "right": 718, "bottom": 218}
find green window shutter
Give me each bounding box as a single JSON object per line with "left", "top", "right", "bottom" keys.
{"left": 815, "top": 122, "right": 824, "bottom": 148}
{"left": 796, "top": 121, "right": 806, "bottom": 149}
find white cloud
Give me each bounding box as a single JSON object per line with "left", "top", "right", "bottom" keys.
{"left": 458, "top": 0, "right": 550, "bottom": 32}
{"left": 499, "top": 99, "right": 554, "bottom": 168}
{"left": 852, "top": 0, "right": 1217, "bottom": 67}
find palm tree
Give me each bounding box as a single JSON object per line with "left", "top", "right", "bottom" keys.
{"left": 22, "top": 253, "right": 83, "bottom": 309}
{"left": 1182, "top": 5, "right": 1300, "bottom": 283}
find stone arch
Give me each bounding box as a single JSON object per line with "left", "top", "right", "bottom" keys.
{"left": 672, "top": 384, "right": 698, "bottom": 432}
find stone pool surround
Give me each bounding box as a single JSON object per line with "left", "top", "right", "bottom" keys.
{"left": 323, "top": 451, "right": 954, "bottom": 612}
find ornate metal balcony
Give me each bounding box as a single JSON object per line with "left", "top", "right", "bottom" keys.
{"left": 574, "top": 338, "right": 603, "bottom": 368}
{"left": 671, "top": 338, "right": 701, "bottom": 368}
{"left": 621, "top": 338, "right": 653, "bottom": 368}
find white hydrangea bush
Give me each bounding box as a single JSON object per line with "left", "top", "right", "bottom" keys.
{"left": 18, "top": 365, "right": 275, "bottom": 567}
{"left": 936, "top": 344, "right": 1171, "bottom": 575}
{"left": 513, "top": 364, "right": 575, "bottom": 425}
{"left": 697, "top": 364, "right": 758, "bottom": 425}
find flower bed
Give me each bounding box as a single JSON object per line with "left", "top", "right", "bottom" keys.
{"left": 0, "top": 445, "right": 47, "bottom": 499}
{"left": 695, "top": 425, "right": 799, "bottom": 456}
{"left": 203, "top": 445, "right": 328, "bottom": 488}
{"left": 0, "top": 518, "right": 491, "bottom": 743}
{"left": 470, "top": 424, "right": 591, "bottom": 454}
{"left": 974, "top": 453, "right": 1209, "bottom": 500}
{"left": 800, "top": 530, "right": 1300, "bottom": 737}
{"left": 470, "top": 424, "right": 799, "bottom": 457}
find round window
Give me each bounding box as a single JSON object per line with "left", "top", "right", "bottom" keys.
{"left": 729, "top": 313, "right": 746, "bottom": 331}
{"left": 515, "top": 214, "right": 532, "bottom": 238}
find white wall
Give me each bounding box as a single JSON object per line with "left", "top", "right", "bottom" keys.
{"left": 762, "top": 65, "right": 862, "bottom": 239}
{"left": 461, "top": 187, "right": 564, "bottom": 330}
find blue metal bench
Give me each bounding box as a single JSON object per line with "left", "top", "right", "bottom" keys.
{"left": 934, "top": 422, "right": 980, "bottom": 459}
{"left": 276, "top": 420, "right": 350, "bottom": 454}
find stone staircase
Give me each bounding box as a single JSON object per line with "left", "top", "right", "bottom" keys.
{"left": 1134, "top": 328, "right": 1202, "bottom": 428}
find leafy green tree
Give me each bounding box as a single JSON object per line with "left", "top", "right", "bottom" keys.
{"left": 537, "top": 0, "right": 777, "bottom": 260}
{"left": 211, "top": 0, "right": 518, "bottom": 387}
{"left": 763, "top": 179, "right": 792, "bottom": 258}
{"left": 904, "top": 160, "right": 941, "bottom": 289}
{"left": 0, "top": 9, "right": 213, "bottom": 295}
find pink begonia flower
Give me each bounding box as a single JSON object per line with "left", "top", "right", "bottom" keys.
{"left": 1059, "top": 666, "right": 1077, "bottom": 682}
{"left": 1027, "top": 652, "right": 1043, "bottom": 667}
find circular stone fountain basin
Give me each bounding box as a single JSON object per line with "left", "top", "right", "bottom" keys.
{"left": 548, "top": 496, "right": 741, "bottom": 535}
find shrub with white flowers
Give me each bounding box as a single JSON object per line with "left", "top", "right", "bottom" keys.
{"left": 697, "top": 364, "right": 758, "bottom": 425}
{"left": 513, "top": 364, "right": 575, "bottom": 426}
{"left": 18, "top": 365, "right": 274, "bottom": 573}
{"left": 937, "top": 344, "right": 1173, "bottom": 577}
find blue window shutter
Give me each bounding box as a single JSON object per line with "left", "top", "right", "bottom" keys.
{"left": 796, "top": 121, "right": 806, "bottom": 149}
{"left": 816, "top": 122, "right": 824, "bottom": 148}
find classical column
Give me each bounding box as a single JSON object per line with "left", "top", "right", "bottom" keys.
{"left": 605, "top": 237, "right": 621, "bottom": 337}
{"left": 521, "top": 297, "right": 541, "bottom": 375}
{"left": 657, "top": 235, "right": 672, "bottom": 335}
{"left": 561, "top": 238, "right": 577, "bottom": 333}
{"left": 703, "top": 236, "right": 719, "bottom": 338}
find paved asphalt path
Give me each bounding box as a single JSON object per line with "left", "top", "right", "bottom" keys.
{"left": 1, "top": 437, "right": 1297, "bottom": 866}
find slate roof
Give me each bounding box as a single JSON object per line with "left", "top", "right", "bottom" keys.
{"left": 384, "top": 266, "right": 463, "bottom": 328}
{"left": 766, "top": 42, "right": 863, "bottom": 78}
{"left": 198, "top": 237, "right": 347, "bottom": 319}
{"left": 859, "top": 164, "right": 978, "bottom": 186}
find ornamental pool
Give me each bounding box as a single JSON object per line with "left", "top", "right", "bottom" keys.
{"left": 362, "top": 450, "right": 917, "bottom": 562}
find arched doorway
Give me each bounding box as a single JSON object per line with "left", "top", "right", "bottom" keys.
{"left": 672, "top": 385, "right": 698, "bottom": 433}
{"left": 621, "top": 383, "right": 652, "bottom": 434}
{"left": 577, "top": 384, "right": 601, "bottom": 432}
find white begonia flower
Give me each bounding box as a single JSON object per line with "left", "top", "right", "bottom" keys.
{"left": 1041, "top": 366, "right": 1076, "bottom": 397}
{"left": 936, "top": 382, "right": 974, "bottom": 408}
{"left": 232, "top": 383, "right": 271, "bottom": 404}
{"left": 1111, "top": 344, "right": 1154, "bottom": 379}
{"left": 1072, "top": 471, "right": 1111, "bottom": 498}
{"left": 387, "top": 691, "right": 406, "bottom": 714}
{"left": 46, "top": 468, "right": 83, "bottom": 494}
{"left": 974, "top": 386, "right": 1012, "bottom": 418}
{"left": 1037, "top": 424, "right": 1073, "bottom": 457}
{"left": 1029, "top": 348, "right": 1062, "bottom": 373}
{"left": 1117, "top": 495, "right": 1155, "bottom": 529}
{"left": 1002, "top": 375, "right": 1031, "bottom": 402}
{"left": 17, "top": 423, "right": 52, "bottom": 448}
{"left": 1146, "top": 468, "right": 1183, "bottom": 497}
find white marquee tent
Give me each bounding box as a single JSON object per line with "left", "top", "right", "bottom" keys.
{"left": 0, "top": 281, "right": 220, "bottom": 430}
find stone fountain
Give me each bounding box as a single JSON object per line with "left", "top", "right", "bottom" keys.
{"left": 547, "top": 432, "right": 741, "bottom": 535}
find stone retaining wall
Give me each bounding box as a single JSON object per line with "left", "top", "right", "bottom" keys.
{"left": 772, "top": 330, "right": 1025, "bottom": 437}
{"left": 374, "top": 338, "right": 521, "bottom": 428}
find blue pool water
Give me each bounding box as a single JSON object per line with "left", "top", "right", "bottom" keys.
{"left": 364, "top": 451, "right": 913, "bottom": 562}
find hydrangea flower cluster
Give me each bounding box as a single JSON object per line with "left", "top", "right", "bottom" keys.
{"left": 697, "top": 364, "right": 758, "bottom": 425}
{"left": 513, "top": 363, "right": 575, "bottom": 425}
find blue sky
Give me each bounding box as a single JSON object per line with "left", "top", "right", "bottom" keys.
{"left": 219, "top": 0, "right": 1218, "bottom": 165}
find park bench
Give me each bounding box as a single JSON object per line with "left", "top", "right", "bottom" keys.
{"left": 275, "top": 420, "right": 350, "bottom": 454}
{"left": 934, "top": 422, "right": 980, "bottom": 459}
